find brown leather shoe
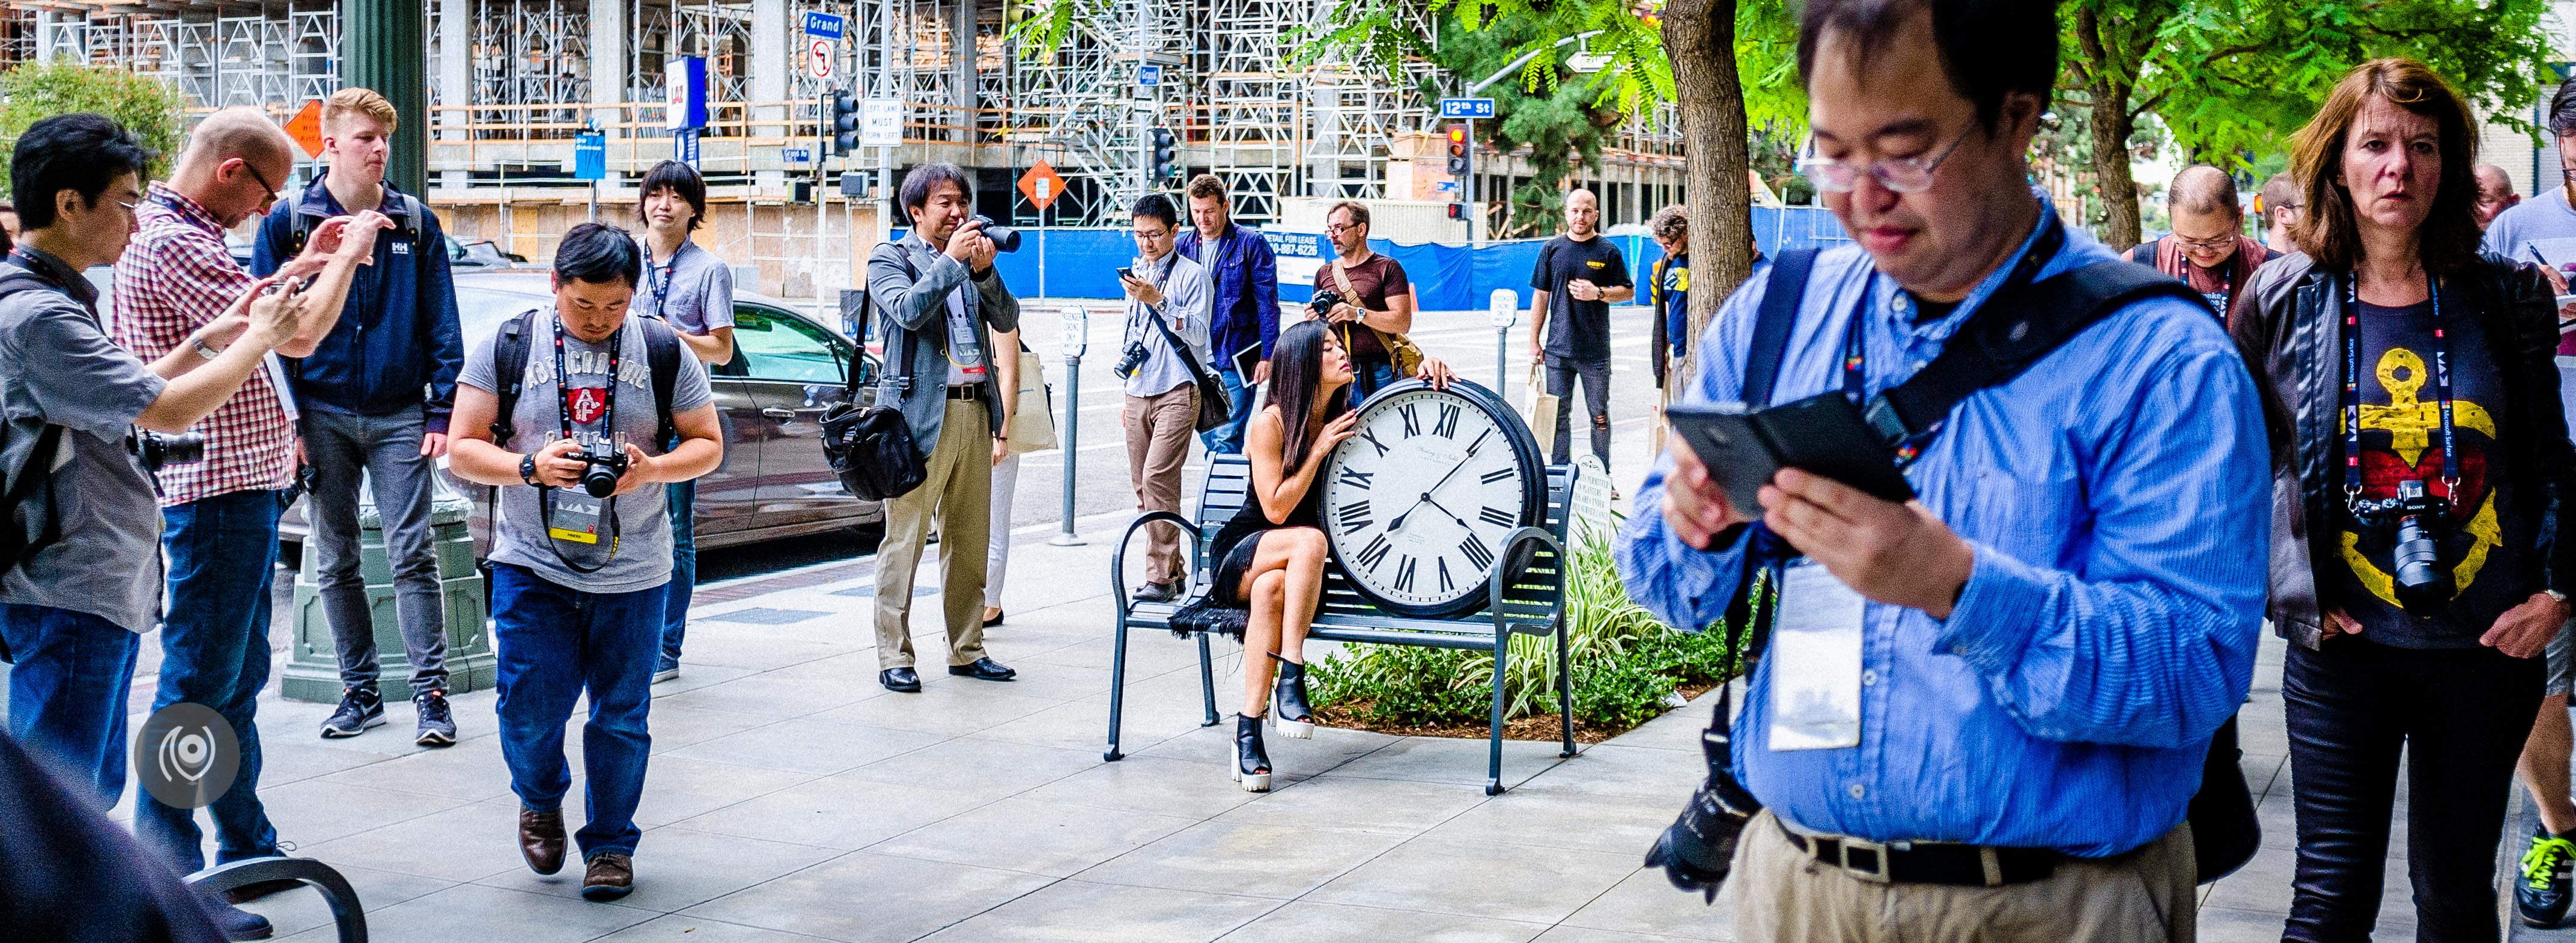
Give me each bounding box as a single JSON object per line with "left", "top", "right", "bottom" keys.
{"left": 581, "top": 853, "right": 634, "bottom": 901}
{"left": 518, "top": 808, "right": 567, "bottom": 875}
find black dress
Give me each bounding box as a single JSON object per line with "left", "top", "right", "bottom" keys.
{"left": 1206, "top": 474, "right": 1323, "bottom": 608}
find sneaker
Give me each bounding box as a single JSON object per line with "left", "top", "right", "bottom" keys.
{"left": 652, "top": 655, "right": 679, "bottom": 684}
{"left": 200, "top": 895, "right": 274, "bottom": 941}
{"left": 2523, "top": 828, "right": 2576, "bottom": 927}
{"left": 414, "top": 691, "right": 457, "bottom": 747}
{"left": 319, "top": 688, "right": 384, "bottom": 739}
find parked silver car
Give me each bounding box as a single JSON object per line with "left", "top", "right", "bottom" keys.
{"left": 276, "top": 269, "right": 883, "bottom": 553}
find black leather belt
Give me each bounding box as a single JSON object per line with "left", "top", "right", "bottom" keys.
{"left": 1777, "top": 818, "right": 2059, "bottom": 887}
{"left": 946, "top": 384, "right": 982, "bottom": 400}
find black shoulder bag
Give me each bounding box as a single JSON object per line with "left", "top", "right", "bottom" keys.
{"left": 1646, "top": 234, "right": 2255, "bottom": 900}
{"left": 1138, "top": 297, "right": 1232, "bottom": 433}
{"left": 0, "top": 267, "right": 69, "bottom": 582}
{"left": 820, "top": 251, "right": 929, "bottom": 502}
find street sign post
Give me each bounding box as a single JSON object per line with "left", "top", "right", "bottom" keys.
{"left": 665, "top": 57, "right": 708, "bottom": 130}
{"left": 1439, "top": 97, "right": 1495, "bottom": 119}
{"left": 1138, "top": 64, "right": 1161, "bottom": 87}
{"left": 806, "top": 38, "right": 836, "bottom": 81}
{"left": 860, "top": 99, "right": 904, "bottom": 148}
{"left": 674, "top": 127, "right": 700, "bottom": 168}
{"left": 782, "top": 147, "right": 812, "bottom": 164}
{"left": 574, "top": 129, "right": 606, "bottom": 220}
{"left": 285, "top": 100, "right": 325, "bottom": 159}
{"left": 802, "top": 11, "right": 845, "bottom": 38}
{"left": 1018, "top": 161, "right": 1065, "bottom": 299}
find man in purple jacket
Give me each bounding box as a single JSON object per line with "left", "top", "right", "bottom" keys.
{"left": 1176, "top": 173, "right": 1280, "bottom": 454}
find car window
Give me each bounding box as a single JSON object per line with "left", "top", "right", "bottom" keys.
{"left": 453, "top": 286, "right": 548, "bottom": 350}
{"left": 731, "top": 306, "right": 847, "bottom": 383}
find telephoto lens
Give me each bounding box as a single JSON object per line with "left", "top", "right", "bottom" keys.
{"left": 579, "top": 438, "right": 629, "bottom": 499}
{"left": 2389, "top": 478, "right": 2450, "bottom": 615}
{"left": 968, "top": 215, "right": 1022, "bottom": 252}
{"left": 127, "top": 429, "right": 207, "bottom": 472}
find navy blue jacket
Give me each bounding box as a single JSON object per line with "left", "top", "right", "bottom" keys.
{"left": 252, "top": 172, "right": 463, "bottom": 433}
{"left": 1175, "top": 222, "right": 1280, "bottom": 365}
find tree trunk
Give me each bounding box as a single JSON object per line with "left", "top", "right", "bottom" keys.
{"left": 2074, "top": 8, "right": 2141, "bottom": 251}
{"left": 1665, "top": 0, "right": 1752, "bottom": 388}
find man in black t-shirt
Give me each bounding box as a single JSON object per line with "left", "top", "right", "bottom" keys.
{"left": 1526, "top": 188, "right": 1633, "bottom": 471}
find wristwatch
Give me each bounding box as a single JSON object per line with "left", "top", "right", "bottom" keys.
{"left": 2550, "top": 589, "right": 2570, "bottom": 609}
{"left": 191, "top": 335, "right": 225, "bottom": 361}
{"left": 519, "top": 453, "right": 540, "bottom": 487}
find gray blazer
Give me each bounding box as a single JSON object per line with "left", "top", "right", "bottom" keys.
{"left": 866, "top": 233, "right": 1021, "bottom": 457}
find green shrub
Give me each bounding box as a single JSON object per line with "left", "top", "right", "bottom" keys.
{"left": 1308, "top": 528, "right": 1748, "bottom": 734}
{"left": 0, "top": 60, "right": 187, "bottom": 193}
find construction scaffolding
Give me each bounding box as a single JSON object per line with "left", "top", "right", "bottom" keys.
{"left": 0, "top": 1, "right": 1682, "bottom": 232}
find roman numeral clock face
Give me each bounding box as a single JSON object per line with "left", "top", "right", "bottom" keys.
{"left": 1319, "top": 383, "right": 1544, "bottom": 617}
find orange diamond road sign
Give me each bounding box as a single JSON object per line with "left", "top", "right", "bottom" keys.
{"left": 285, "top": 99, "right": 324, "bottom": 158}
{"left": 1018, "top": 160, "right": 1065, "bottom": 211}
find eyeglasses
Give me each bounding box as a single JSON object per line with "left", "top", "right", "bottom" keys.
{"left": 1325, "top": 222, "right": 1363, "bottom": 234}
{"left": 1799, "top": 125, "right": 1973, "bottom": 195}
{"left": 241, "top": 159, "right": 282, "bottom": 209}
{"left": 2170, "top": 232, "right": 2241, "bottom": 251}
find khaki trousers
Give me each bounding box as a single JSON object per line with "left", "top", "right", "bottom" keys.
{"left": 1730, "top": 811, "right": 2196, "bottom": 943}
{"left": 874, "top": 398, "right": 993, "bottom": 670}
{"left": 1125, "top": 385, "right": 1198, "bottom": 587}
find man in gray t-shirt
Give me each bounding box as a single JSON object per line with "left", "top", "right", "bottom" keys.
{"left": 446, "top": 223, "right": 723, "bottom": 900}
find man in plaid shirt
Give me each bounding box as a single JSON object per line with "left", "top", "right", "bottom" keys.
{"left": 110, "top": 108, "right": 387, "bottom": 914}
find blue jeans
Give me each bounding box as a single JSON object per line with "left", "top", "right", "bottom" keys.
{"left": 490, "top": 563, "right": 664, "bottom": 859}
{"left": 1200, "top": 367, "right": 1258, "bottom": 455}
{"left": 660, "top": 478, "right": 697, "bottom": 667}
{"left": 0, "top": 603, "right": 141, "bottom": 810}
{"left": 136, "top": 489, "right": 285, "bottom": 873}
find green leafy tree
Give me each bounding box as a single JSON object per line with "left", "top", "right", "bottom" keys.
{"left": 0, "top": 60, "right": 186, "bottom": 194}
{"left": 2065, "top": 0, "right": 2551, "bottom": 250}
{"left": 1420, "top": 15, "right": 1622, "bottom": 236}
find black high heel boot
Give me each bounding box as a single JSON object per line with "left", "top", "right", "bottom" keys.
{"left": 1234, "top": 713, "right": 1272, "bottom": 792}
{"left": 1271, "top": 655, "right": 1315, "bottom": 740}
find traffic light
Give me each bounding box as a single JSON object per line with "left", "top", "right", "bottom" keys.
{"left": 1151, "top": 126, "right": 1179, "bottom": 183}
{"left": 1445, "top": 124, "right": 1471, "bottom": 178}
{"left": 830, "top": 91, "right": 859, "bottom": 156}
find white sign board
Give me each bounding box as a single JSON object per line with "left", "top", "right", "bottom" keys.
{"left": 1570, "top": 454, "right": 1615, "bottom": 543}
{"left": 860, "top": 99, "right": 904, "bottom": 148}
{"left": 806, "top": 38, "right": 836, "bottom": 81}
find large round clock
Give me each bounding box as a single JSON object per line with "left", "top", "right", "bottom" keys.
{"left": 1318, "top": 379, "right": 1548, "bottom": 618}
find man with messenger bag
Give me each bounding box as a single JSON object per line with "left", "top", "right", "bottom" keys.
{"left": 1611, "top": 0, "right": 2268, "bottom": 937}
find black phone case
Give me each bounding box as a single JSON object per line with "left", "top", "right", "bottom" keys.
{"left": 1666, "top": 394, "right": 1915, "bottom": 510}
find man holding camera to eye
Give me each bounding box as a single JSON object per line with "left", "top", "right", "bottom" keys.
{"left": 1614, "top": 0, "right": 2266, "bottom": 936}
{"left": 447, "top": 222, "right": 721, "bottom": 903}
{"left": 865, "top": 162, "right": 1021, "bottom": 693}
{"left": 1119, "top": 194, "right": 1213, "bottom": 605}
{"left": 1, "top": 115, "right": 309, "bottom": 820}
{"left": 111, "top": 106, "right": 390, "bottom": 921}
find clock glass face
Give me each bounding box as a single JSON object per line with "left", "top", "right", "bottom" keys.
{"left": 1319, "top": 386, "right": 1538, "bottom": 614}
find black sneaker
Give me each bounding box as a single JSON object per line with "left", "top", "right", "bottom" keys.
{"left": 2521, "top": 827, "right": 2576, "bottom": 927}
{"left": 414, "top": 691, "right": 457, "bottom": 747}
{"left": 319, "top": 688, "right": 384, "bottom": 739}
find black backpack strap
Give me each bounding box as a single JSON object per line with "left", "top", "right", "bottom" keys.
{"left": 644, "top": 317, "right": 682, "bottom": 447}
{"left": 1742, "top": 249, "right": 1820, "bottom": 407}
{"left": 490, "top": 310, "right": 538, "bottom": 443}
{"left": 1866, "top": 259, "right": 2204, "bottom": 445}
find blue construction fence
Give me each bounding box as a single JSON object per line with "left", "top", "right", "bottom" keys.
{"left": 895, "top": 205, "right": 1848, "bottom": 310}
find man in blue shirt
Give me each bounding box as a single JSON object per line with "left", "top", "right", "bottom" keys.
{"left": 1615, "top": 0, "right": 2267, "bottom": 935}
{"left": 1176, "top": 173, "right": 1279, "bottom": 454}
{"left": 251, "top": 88, "right": 465, "bottom": 748}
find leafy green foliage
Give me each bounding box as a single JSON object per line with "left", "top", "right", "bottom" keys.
{"left": 1309, "top": 529, "right": 1740, "bottom": 732}
{"left": 0, "top": 60, "right": 186, "bottom": 194}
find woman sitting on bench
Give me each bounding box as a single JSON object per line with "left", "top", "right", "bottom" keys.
{"left": 1206, "top": 320, "right": 1355, "bottom": 792}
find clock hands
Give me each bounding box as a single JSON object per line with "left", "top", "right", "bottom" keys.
{"left": 1421, "top": 495, "right": 1475, "bottom": 533}
{"left": 1382, "top": 429, "right": 1489, "bottom": 533}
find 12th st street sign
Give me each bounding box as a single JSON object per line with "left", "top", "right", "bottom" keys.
{"left": 1439, "top": 97, "right": 1495, "bottom": 119}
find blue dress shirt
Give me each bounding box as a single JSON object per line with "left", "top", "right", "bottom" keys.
{"left": 1614, "top": 201, "right": 2270, "bottom": 856}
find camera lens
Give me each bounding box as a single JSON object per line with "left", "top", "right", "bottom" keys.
{"left": 970, "top": 215, "right": 1022, "bottom": 253}
{"left": 127, "top": 429, "right": 207, "bottom": 473}
{"left": 2389, "top": 479, "right": 2450, "bottom": 615}
{"left": 580, "top": 439, "right": 626, "bottom": 498}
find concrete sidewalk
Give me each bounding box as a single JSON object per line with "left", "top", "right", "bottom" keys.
{"left": 88, "top": 514, "right": 2506, "bottom": 941}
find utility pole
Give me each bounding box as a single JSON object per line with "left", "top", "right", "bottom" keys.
{"left": 341, "top": 0, "right": 429, "bottom": 195}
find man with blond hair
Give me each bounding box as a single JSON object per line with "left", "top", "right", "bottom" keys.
{"left": 253, "top": 87, "right": 466, "bottom": 747}
{"left": 114, "top": 106, "right": 390, "bottom": 921}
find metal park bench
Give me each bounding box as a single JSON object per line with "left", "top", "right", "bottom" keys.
{"left": 1106, "top": 453, "right": 1576, "bottom": 795}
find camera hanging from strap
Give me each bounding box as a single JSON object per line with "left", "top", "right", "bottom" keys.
{"left": 534, "top": 319, "right": 625, "bottom": 575}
